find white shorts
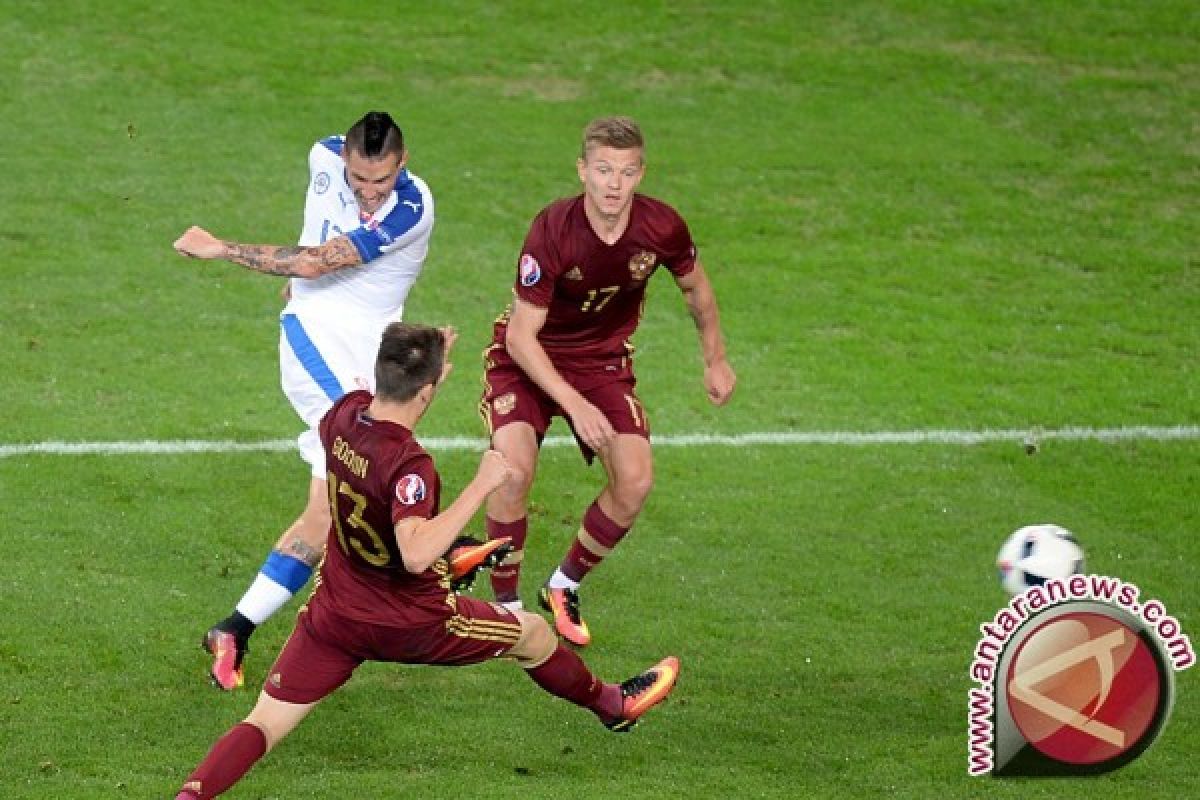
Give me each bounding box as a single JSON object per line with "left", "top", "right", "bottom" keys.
{"left": 278, "top": 310, "right": 390, "bottom": 477}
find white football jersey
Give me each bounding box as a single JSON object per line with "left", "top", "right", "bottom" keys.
{"left": 285, "top": 135, "right": 434, "bottom": 321}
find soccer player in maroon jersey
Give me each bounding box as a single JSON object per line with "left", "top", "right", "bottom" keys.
{"left": 174, "top": 322, "right": 679, "bottom": 800}
{"left": 480, "top": 116, "right": 736, "bottom": 646}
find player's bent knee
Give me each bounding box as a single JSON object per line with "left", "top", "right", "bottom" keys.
{"left": 490, "top": 480, "right": 534, "bottom": 518}
{"left": 624, "top": 472, "right": 654, "bottom": 504}
{"left": 508, "top": 610, "right": 556, "bottom": 667}
{"left": 611, "top": 474, "right": 653, "bottom": 518}
{"left": 499, "top": 480, "right": 533, "bottom": 505}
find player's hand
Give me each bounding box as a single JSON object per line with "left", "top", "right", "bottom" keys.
{"left": 173, "top": 226, "right": 227, "bottom": 260}
{"left": 476, "top": 449, "right": 518, "bottom": 492}
{"left": 704, "top": 358, "right": 737, "bottom": 406}
{"left": 436, "top": 327, "right": 458, "bottom": 387}
{"left": 566, "top": 399, "right": 616, "bottom": 452}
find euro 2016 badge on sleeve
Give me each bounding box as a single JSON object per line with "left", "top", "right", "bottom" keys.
{"left": 519, "top": 254, "right": 541, "bottom": 287}
{"left": 395, "top": 474, "right": 427, "bottom": 506}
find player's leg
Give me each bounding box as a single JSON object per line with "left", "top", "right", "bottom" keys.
{"left": 203, "top": 314, "right": 347, "bottom": 689}
{"left": 542, "top": 433, "right": 653, "bottom": 646}
{"left": 180, "top": 600, "right": 356, "bottom": 799}
{"left": 420, "top": 596, "right": 677, "bottom": 731}
{"left": 204, "top": 474, "right": 329, "bottom": 690}
{"left": 508, "top": 609, "right": 679, "bottom": 732}
{"left": 480, "top": 353, "right": 558, "bottom": 611}
{"left": 485, "top": 421, "right": 540, "bottom": 610}
{"left": 174, "top": 693, "right": 319, "bottom": 800}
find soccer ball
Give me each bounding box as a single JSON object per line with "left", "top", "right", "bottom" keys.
{"left": 996, "top": 524, "right": 1085, "bottom": 596}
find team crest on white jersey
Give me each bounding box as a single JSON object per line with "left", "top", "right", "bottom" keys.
{"left": 395, "top": 473, "right": 427, "bottom": 505}
{"left": 313, "top": 172, "right": 330, "bottom": 195}
{"left": 519, "top": 254, "right": 541, "bottom": 286}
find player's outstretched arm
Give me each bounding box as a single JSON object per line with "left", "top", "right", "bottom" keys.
{"left": 393, "top": 451, "right": 517, "bottom": 575}
{"left": 675, "top": 262, "right": 736, "bottom": 406}
{"left": 173, "top": 225, "right": 363, "bottom": 278}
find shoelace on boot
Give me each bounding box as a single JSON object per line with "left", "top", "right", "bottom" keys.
{"left": 620, "top": 669, "right": 659, "bottom": 697}
{"left": 561, "top": 589, "right": 583, "bottom": 624}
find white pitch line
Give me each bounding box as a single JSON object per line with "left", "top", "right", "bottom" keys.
{"left": 1, "top": 426, "right": 1197, "bottom": 458}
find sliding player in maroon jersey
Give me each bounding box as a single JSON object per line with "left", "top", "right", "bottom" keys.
{"left": 175, "top": 323, "right": 678, "bottom": 799}
{"left": 480, "top": 117, "right": 736, "bottom": 646}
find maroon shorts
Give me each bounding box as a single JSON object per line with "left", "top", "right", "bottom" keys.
{"left": 479, "top": 345, "right": 650, "bottom": 462}
{"left": 264, "top": 593, "right": 522, "bottom": 704}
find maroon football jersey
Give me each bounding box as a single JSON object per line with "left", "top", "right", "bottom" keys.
{"left": 492, "top": 193, "right": 697, "bottom": 361}
{"left": 316, "top": 390, "right": 454, "bottom": 627}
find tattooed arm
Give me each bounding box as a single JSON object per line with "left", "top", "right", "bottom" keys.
{"left": 173, "top": 225, "right": 363, "bottom": 277}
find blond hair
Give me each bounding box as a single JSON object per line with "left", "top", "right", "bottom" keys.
{"left": 581, "top": 116, "right": 644, "bottom": 159}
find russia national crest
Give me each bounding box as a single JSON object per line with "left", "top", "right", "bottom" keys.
{"left": 395, "top": 473, "right": 427, "bottom": 505}
{"left": 628, "top": 250, "right": 656, "bottom": 282}
{"left": 493, "top": 392, "right": 517, "bottom": 416}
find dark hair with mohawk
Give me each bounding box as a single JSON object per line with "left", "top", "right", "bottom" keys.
{"left": 345, "top": 111, "right": 405, "bottom": 159}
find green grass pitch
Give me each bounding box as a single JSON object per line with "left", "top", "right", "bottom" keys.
{"left": 0, "top": 2, "right": 1196, "bottom": 798}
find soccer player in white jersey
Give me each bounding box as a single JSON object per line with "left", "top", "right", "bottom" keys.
{"left": 173, "top": 111, "right": 435, "bottom": 690}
